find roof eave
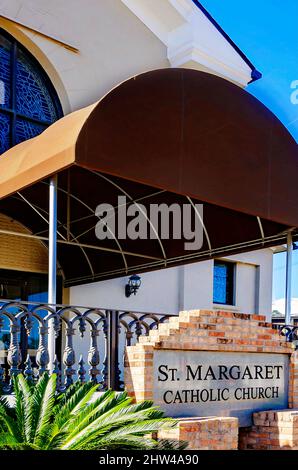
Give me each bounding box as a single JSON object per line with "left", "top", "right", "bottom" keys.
{"left": 192, "top": 0, "right": 262, "bottom": 83}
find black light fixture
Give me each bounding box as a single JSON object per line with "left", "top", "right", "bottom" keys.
{"left": 125, "top": 274, "right": 141, "bottom": 298}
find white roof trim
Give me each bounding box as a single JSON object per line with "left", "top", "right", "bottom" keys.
{"left": 121, "top": 0, "right": 259, "bottom": 87}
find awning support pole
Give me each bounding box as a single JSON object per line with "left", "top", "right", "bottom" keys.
{"left": 48, "top": 175, "right": 58, "bottom": 368}
{"left": 285, "top": 231, "right": 293, "bottom": 325}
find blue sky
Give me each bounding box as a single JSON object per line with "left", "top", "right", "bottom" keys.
{"left": 200, "top": 0, "right": 298, "bottom": 306}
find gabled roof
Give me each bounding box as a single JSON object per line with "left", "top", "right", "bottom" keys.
{"left": 192, "top": 0, "right": 261, "bottom": 82}
{"left": 121, "top": 0, "right": 261, "bottom": 87}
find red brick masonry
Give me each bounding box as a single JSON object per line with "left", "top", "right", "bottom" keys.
{"left": 239, "top": 409, "right": 298, "bottom": 449}
{"left": 159, "top": 417, "right": 238, "bottom": 450}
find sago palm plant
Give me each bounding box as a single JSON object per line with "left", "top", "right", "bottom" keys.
{"left": 0, "top": 373, "right": 185, "bottom": 450}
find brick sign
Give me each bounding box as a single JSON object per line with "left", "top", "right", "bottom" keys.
{"left": 154, "top": 351, "right": 289, "bottom": 426}
{"left": 125, "top": 309, "right": 296, "bottom": 441}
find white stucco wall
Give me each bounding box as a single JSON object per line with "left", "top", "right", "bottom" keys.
{"left": 69, "top": 249, "right": 273, "bottom": 380}
{"left": 70, "top": 248, "right": 273, "bottom": 318}
{"left": 0, "top": 0, "right": 169, "bottom": 113}
{"left": 225, "top": 250, "right": 273, "bottom": 317}
{"left": 0, "top": 0, "right": 255, "bottom": 117}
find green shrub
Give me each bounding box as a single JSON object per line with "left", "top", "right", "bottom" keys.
{"left": 0, "top": 373, "right": 186, "bottom": 450}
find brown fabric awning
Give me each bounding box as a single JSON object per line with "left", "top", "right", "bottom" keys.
{"left": 0, "top": 68, "right": 297, "bottom": 286}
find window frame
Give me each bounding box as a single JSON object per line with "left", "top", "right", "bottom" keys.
{"left": 0, "top": 28, "right": 63, "bottom": 150}
{"left": 213, "top": 259, "right": 236, "bottom": 306}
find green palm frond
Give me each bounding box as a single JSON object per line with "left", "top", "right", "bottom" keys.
{"left": 0, "top": 411, "right": 22, "bottom": 442}
{"left": 71, "top": 382, "right": 101, "bottom": 413}
{"left": 52, "top": 382, "right": 98, "bottom": 433}
{"left": 16, "top": 374, "right": 35, "bottom": 442}
{"left": 0, "top": 434, "right": 40, "bottom": 450}
{"left": 88, "top": 417, "right": 177, "bottom": 450}
{"left": 56, "top": 380, "right": 81, "bottom": 404}
{"left": 61, "top": 405, "right": 175, "bottom": 450}
{"left": 61, "top": 398, "right": 138, "bottom": 446}
{"left": 0, "top": 374, "right": 183, "bottom": 451}
{"left": 81, "top": 435, "right": 162, "bottom": 451}
{"left": 0, "top": 433, "right": 24, "bottom": 450}
{"left": 33, "top": 374, "right": 56, "bottom": 447}
{"left": 45, "top": 430, "right": 68, "bottom": 450}
{"left": 62, "top": 390, "right": 127, "bottom": 437}
{"left": 0, "top": 395, "right": 13, "bottom": 415}
{"left": 23, "top": 373, "right": 50, "bottom": 443}
{"left": 84, "top": 400, "right": 165, "bottom": 430}
{"left": 12, "top": 375, "right": 26, "bottom": 442}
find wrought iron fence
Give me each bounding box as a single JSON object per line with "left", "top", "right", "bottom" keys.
{"left": 272, "top": 320, "right": 298, "bottom": 348}
{"left": 1, "top": 305, "right": 296, "bottom": 394}
{"left": 0, "top": 300, "right": 173, "bottom": 392}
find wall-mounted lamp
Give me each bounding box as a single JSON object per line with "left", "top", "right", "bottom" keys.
{"left": 125, "top": 274, "right": 141, "bottom": 298}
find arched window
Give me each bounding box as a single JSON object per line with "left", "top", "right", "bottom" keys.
{"left": 0, "top": 29, "right": 63, "bottom": 154}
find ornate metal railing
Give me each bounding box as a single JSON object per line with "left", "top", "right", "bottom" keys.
{"left": 271, "top": 318, "right": 298, "bottom": 349}
{"left": 0, "top": 300, "right": 173, "bottom": 392}
{"left": 273, "top": 325, "right": 298, "bottom": 346}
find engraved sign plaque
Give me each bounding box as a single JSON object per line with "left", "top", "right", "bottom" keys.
{"left": 153, "top": 351, "right": 289, "bottom": 426}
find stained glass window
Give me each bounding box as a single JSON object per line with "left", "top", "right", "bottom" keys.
{"left": 0, "top": 113, "right": 10, "bottom": 153}
{"left": 0, "top": 35, "right": 11, "bottom": 109}
{"left": 213, "top": 260, "right": 235, "bottom": 305}
{"left": 0, "top": 28, "right": 62, "bottom": 154}
{"left": 15, "top": 119, "right": 46, "bottom": 145}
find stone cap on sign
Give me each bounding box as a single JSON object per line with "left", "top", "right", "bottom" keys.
{"left": 253, "top": 409, "right": 298, "bottom": 425}
{"left": 135, "top": 309, "right": 293, "bottom": 354}
{"left": 158, "top": 415, "right": 239, "bottom": 450}
{"left": 240, "top": 408, "right": 298, "bottom": 450}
